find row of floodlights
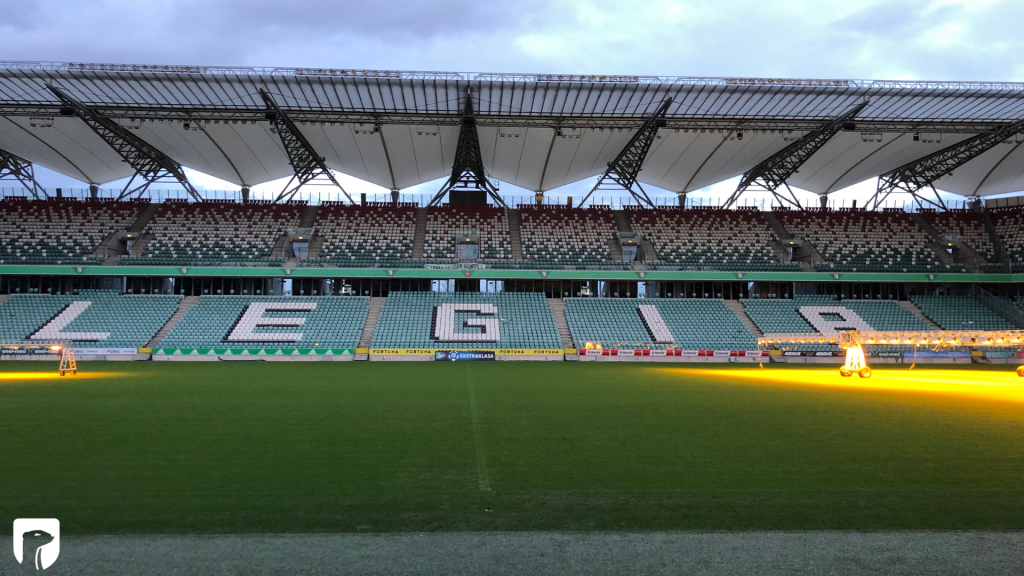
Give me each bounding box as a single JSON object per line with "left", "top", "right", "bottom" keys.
{"left": 727, "top": 78, "right": 852, "bottom": 87}
{"left": 66, "top": 63, "right": 209, "bottom": 73}
{"left": 537, "top": 74, "right": 642, "bottom": 83}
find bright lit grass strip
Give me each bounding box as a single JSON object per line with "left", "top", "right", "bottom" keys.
{"left": 0, "top": 372, "right": 119, "bottom": 381}
{"left": 664, "top": 367, "right": 1024, "bottom": 404}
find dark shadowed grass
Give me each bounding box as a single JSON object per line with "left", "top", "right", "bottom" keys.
{"left": 1, "top": 361, "right": 1022, "bottom": 534}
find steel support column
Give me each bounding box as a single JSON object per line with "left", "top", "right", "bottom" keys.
{"left": 724, "top": 102, "right": 869, "bottom": 209}
{"left": 428, "top": 89, "right": 505, "bottom": 207}
{"left": 868, "top": 117, "right": 1024, "bottom": 211}
{"left": 259, "top": 89, "right": 352, "bottom": 204}
{"left": 47, "top": 85, "right": 201, "bottom": 201}
{"left": 0, "top": 147, "right": 47, "bottom": 199}
{"left": 578, "top": 100, "right": 672, "bottom": 208}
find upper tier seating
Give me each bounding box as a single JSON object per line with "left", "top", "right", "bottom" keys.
{"left": 781, "top": 208, "right": 956, "bottom": 272}
{"left": 989, "top": 207, "right": 1024, "bottom": 270}
{"left": 564, "top": 298, "right": 756, "bottom": 350}
{"left": 909, "top": 295, "right": 1016, "bottom": 331}
{"left": 629, "top": 206, "right": 795, "bottom": 271}
{"left": 918, "top": 209, "right": 997, "bottom": 262}
{"left": 423, "top": 205, "right": 512, "bottom": 260}
{"left": 519, "top": 206, "right": 616, "bottom": 265}
{"left": 0, "top": 290, "right": 180, "bottom": 347}
{"left": 742, "top": 295, "right": 931, "bottom": 351}
{"left": 160, "top": 296, "right": 368, "bottom": 349}
{"left": 371, "top": 292, "right": 561, "bottom": 349}
{"left": 121, "top": 200, "right": 302, "bottom": 266}
{"left": 0, "top": 198, "right": 142, "bottom": 265}
{"left": 306, "top": 202, "right": 416, "bottom": 266}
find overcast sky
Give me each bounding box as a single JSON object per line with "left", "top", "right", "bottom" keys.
{"left": 3, "top": 0, "right": 1023, "bottom": 205}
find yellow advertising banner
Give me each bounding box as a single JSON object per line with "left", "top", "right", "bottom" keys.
{"left": 370, "top": 348, "right": 566, "bottom": 356}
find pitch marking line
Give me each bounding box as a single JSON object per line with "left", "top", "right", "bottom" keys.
{"left": 467, "top": 366, "right": 491, "bottom": 492}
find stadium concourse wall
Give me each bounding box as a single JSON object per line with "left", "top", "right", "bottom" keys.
{"left": 0, "top": 264, "right": 1022, "bottom": 283}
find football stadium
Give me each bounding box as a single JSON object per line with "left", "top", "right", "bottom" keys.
{"left": 2, "top": 61, "right": 1024, "bottom": 569}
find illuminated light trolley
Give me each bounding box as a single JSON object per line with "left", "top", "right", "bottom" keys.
{"left": 0, "top": 341, "right": 76, "bottom": 376}
{"left": 757, "top": 330, "right": 1024, "bottom": 378}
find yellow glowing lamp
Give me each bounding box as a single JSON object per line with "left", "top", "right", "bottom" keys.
{"left": 49, "top": 345, "right": 62, "bottom": 351}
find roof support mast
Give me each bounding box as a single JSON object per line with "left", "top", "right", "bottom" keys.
{"left": 724, "top": 101, "right": 870, "bottom": 209}
{"left": 578, "top": 99, "right": 672, "bottom": 208}
{"left": 429, "top": 89, "right": 505, "bottom": 207}
{"left": 46, "top": 85, "right": 202, "bottom": 201}
{"left": 0, "top": 147, "right": 47, "bottom": 199}
{"left": 259, "top": 88, "right": 352, "bottom": 204}
{"left": 868, "top": 117, "right": 1024, "bottom": 211}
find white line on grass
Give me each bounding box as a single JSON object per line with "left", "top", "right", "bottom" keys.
{"left": 467, "top": 366, "right": 491, "bottom": 492}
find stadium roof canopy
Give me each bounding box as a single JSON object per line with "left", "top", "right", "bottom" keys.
{"left": 1, "top": 61, "right": 1024, "bottom": 202}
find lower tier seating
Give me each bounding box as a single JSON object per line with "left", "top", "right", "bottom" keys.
{"left": 0, "top": 290, "right": 180, "bottom": 348}
{"left": 742, "top": 296, "right": 931, "bottom": 351}
{"left": 0, "top": 198, "right": 143, "bottom": 265}
{"left": 371, "top": 292, "right": 561, "bottom": 349}
{"left": 564, "top": 298, "right": 756, "bottom": 350}
{"left": 909, "top": 295, "right": 1016, "bottom": 331}
{"left": 160, "top": 296, "right": 368, "bottom": 349}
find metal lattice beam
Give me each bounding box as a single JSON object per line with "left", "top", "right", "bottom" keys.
{"left": 259, "top": 89, "right": 352, "bottom": 203}
{"left": 0, "top": 147, "right": 47, "bottom": 199}
{"left": 725, "top": 102, "right": 869, "bottom": 209}
{"left": 46, "top": 85, "right": 201, "bottom": 201}
{"left": 579, "top": 99, "right": 671, "bottom": 207}
{"left": 429, "top": 89, "right": 505, "bottom": 207}
{"left": 869, "top": 117, "right": 1024, "bottom": 211}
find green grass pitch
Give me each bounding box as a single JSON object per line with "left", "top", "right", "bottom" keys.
{"left": 1, "top": 361, "right": 1023, "bottom": 534}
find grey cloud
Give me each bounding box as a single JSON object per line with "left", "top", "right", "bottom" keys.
{"left": 168, "top": 0, "right": 545, "bottom": 40}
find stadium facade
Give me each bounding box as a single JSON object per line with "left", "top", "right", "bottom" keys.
{"left": 1, "top": 62, "right": 1024, "bottom": 362}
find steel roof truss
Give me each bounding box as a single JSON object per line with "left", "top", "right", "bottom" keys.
{"left": 725, "top": 101, "right": 870, "bottom": 208}
{"left": 259, "top": 88, "right": 352, "bottom": 203}
{"left": 0, "top": 147, "right": 46, "bottom": 198}
{"left": 428, "top": 89, "right": 505, "bottom": 207}
{"left": 869, "top": 116, "right": 1024, "bottom": 210}
{"left": 46, "top": 84, "right": 201, "bottom": 200}
{"left": 578, "top": 99, "right": 672, "bottom": 208}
